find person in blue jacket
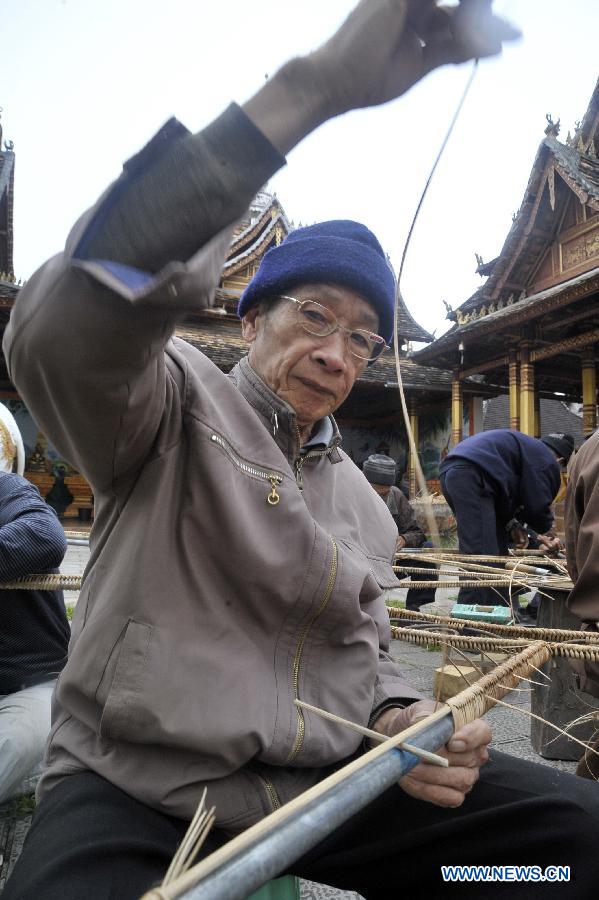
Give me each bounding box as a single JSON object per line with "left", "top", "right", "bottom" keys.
{"left": 0, "top": 471, "right": 69, "bottom": 802}
{"left": 439, "top": 430, "right": 573, "bottom": 607}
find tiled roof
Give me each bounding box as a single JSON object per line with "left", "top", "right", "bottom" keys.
{"left": 176, "top": 317, "right": 482, "bottom": 395}
{"left": 394, "top": 296, "right": 434, "bottom": 343}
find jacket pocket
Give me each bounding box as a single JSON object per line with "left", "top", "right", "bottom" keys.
{"left": 97, "top": 618, "right": 153, "bottom": 741}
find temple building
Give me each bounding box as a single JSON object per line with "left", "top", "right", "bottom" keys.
{"left": 415, "top": 77, "right": 599, "bottom": 449}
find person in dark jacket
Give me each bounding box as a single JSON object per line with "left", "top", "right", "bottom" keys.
{"left": 363, "top": 454, "right": 437, "bottom": 609}
{"left": 439, "top": 430, "right": 572, "bottom": 607}
{"left": 0, "top": 471, "right": 69, "bottom": 802}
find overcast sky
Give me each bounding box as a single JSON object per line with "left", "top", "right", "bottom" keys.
{"left": 1, "top": 0, "right": 597, "bottom": 336}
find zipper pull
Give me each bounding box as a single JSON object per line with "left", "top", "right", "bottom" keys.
{"left": 267, "top": 476, "right": 280, "bottom": 506}
{"left": 294, "top": 458, "right": 304, "bottom": 492}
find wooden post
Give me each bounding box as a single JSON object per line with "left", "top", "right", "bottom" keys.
{"left": 581, "top": 348, "right": 597, "bottom": 437}
{"left": 408, "top": 403, "right": 419, "bottom": 500}
{"left": 451, "top": 370, "right": 463, "bottom": 447}
{"left": 508, "top": 350, "right": 520, "bottom": 430}
{"left": 520, "top": 344, "right": 535, "bottom": 436}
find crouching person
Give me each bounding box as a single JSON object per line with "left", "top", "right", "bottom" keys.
{"left": 363, "top": 453, "right": 437, "bottom": 610}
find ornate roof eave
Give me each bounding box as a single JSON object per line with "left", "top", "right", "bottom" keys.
{"left": 223, "top": 211, "right": 288, "bottom": 277}
{"left": 413, "top": 264, "right": 599, "bottom": 366}
{"left": 228, "top": 196, "right": 290, "bottom": 256}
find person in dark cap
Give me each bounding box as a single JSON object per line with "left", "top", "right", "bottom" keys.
{"left": 363, "top": 453, "right": 437, "bottom": 609}
{"left": 440, "top": 429, "right": 572, "bottom": 608}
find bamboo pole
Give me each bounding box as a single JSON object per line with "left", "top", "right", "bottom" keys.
{"left": 140, "top": 645, "right": 549, "bottom": 900}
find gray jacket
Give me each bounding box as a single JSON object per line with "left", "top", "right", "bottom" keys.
{"left": 3, "top": 105, "right": 421, "bottom": 828}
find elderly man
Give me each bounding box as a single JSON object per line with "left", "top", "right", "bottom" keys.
{"left": 4, "top": 3, "right": 599, "bottom": 898}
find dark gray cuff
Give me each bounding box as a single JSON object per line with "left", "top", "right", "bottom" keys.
{"left": 78, "top": 103, "right": 286, "bottom": 271}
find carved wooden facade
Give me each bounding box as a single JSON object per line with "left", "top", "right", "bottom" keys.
{"left": 415, "top": 77, "right": 599, "bottom": 444}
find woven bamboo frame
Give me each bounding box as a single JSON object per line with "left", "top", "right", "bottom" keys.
{"left": 387, "top": 606, "right": 599, "bottom": 644}
{"left": 0, "top": 574, "right": 82, "bottom": 591}
{"left": 390, "top": 626, "right": 599, "bottom": 664}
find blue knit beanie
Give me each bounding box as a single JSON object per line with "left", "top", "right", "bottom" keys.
{"left": 238, "top": 220, "right": 396, "bottom": 345}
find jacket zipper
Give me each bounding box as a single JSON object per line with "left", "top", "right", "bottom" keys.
{"left": 210, "top": 434, "right": 283, "bottom": 505}
{"left": 286, "top": 537, "right": 339, "bottom": 763}
{"left": 294, "top": 446, "right": 337, "bottom": 492}
{"left": 255, "top": 773, "right": 282, "bottom": 813}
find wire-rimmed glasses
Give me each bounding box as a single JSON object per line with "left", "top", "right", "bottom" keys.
{"left": 280, "top": 295, "right": 387, "bottom": 362}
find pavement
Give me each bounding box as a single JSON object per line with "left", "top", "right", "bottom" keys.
{"left": 1, "top": 541, "right": 580, "bottom": 899}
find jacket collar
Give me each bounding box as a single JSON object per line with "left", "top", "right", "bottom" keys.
{"left": 229, "top": 356, "right": 342, "bottom": 462}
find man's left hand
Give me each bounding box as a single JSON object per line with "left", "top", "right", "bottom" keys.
{"left": 372, "top": 700, "right": 491, "bottom": 807}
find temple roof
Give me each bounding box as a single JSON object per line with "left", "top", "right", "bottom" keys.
{"left": 416, "top": 77, "right": 599, "bottom": 367}
{"left": 224, "top": 194, "right": 291, "bottom": 277}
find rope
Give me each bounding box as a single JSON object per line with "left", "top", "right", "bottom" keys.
{"left": 390, "top": 626, "right": 599, "bottom": 665}
{"left": 447, "top": 642, "right": 552, "bottom": 730}
{"left": 388, "top": 606, "right": 599, "bottom": 644}
{"left": 0, "top": 574, "right": 82, "bottom": 591}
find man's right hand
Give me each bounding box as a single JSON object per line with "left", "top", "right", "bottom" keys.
{"left": 243, "top": 1, "right": 520, "bottom": 156}
{"left": 311, "top": 0, "right": 521, "bottom": 118}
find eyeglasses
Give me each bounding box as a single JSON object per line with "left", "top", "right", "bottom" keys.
{"left": 280, "top": 295, "right": 388, "bottom": 362}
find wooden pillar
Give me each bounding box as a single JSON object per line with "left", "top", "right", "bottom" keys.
{"left": 451, "top": 370, "right": 463, "bottom": 446}
{"left": 408, "top": 402, "right": 419, "bottom": 500}
{"left": 508, "top": 350, "right": 520, "bottom": 430}
{"left": 581, "top": 348, "right": 597, "bottom": 436}
{"left": 520, "top": 344, "right": 535, "bottom": 436}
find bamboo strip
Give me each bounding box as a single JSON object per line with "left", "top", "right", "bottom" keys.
{"left": 294, "top": 700, "right": 448, "bottom": 766}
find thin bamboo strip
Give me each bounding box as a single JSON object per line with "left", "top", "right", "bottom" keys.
{"left": 387, "top": 606, "right": 599, "bottom": 644}
{"left": 395, "top": 558, "right": 557, "bottom": 578}
{"left": 390, "top": 579, "right": 554, "bottom": 588}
